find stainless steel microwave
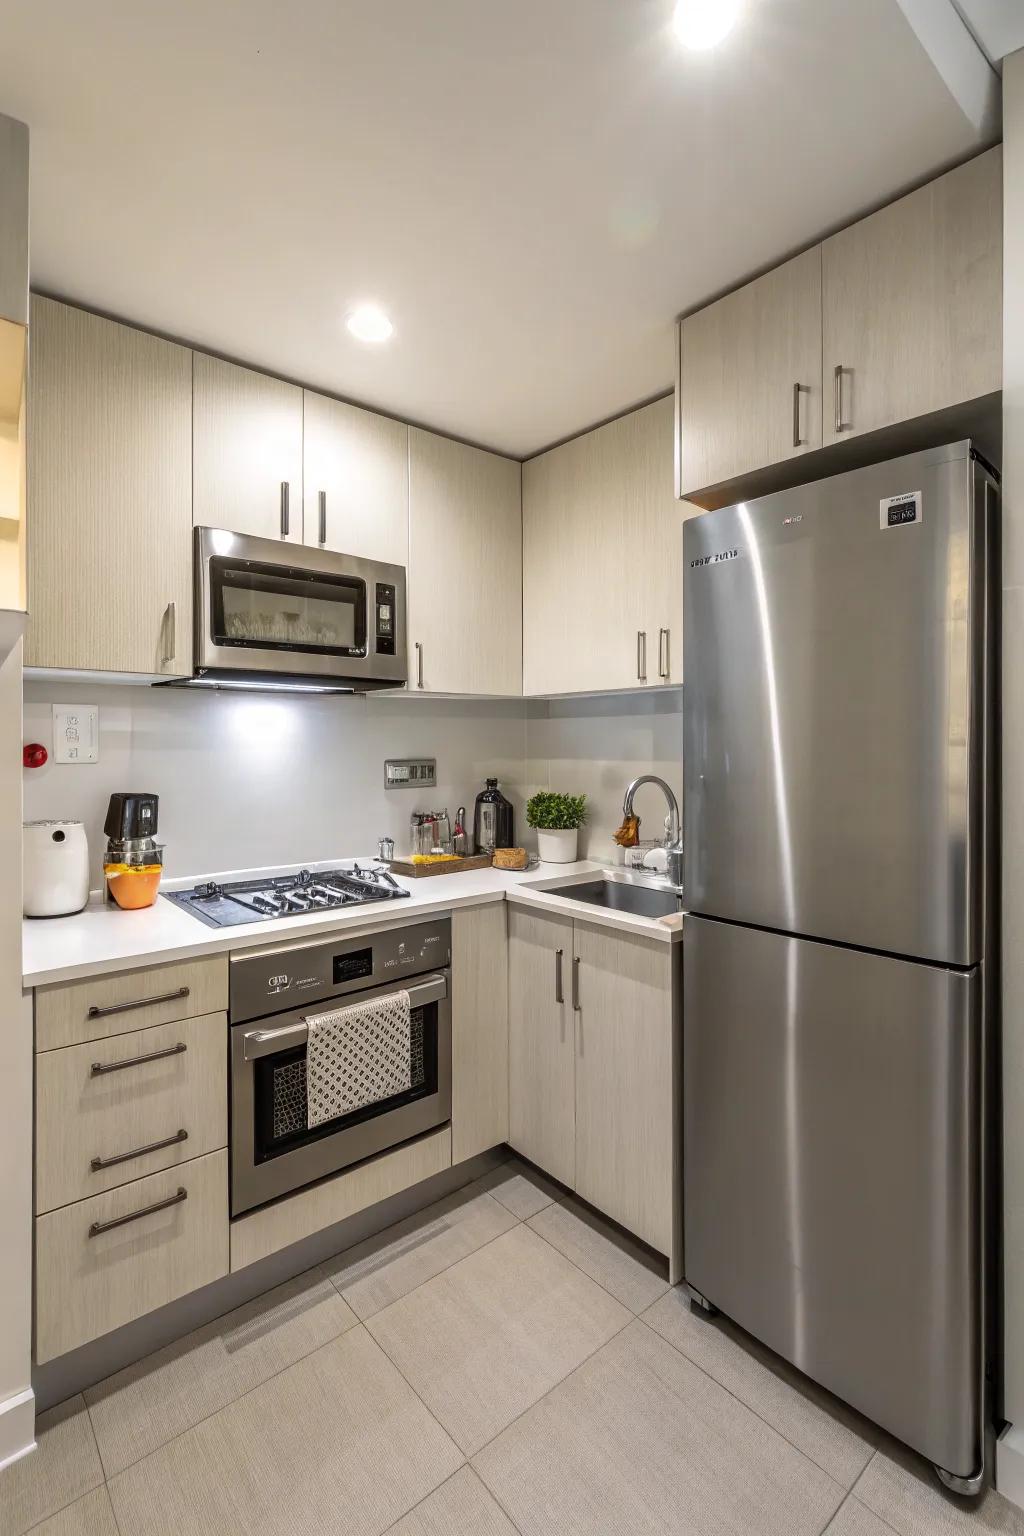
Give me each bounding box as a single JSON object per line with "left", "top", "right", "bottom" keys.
{"left": 190, "top": 527, "right": 408, "bottom": 692}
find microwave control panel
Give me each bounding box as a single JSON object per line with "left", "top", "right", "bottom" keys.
{"left": 375, "top": 582, "right": 397, "bottom": 655}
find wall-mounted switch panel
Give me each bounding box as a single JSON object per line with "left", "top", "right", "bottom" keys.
{"left": 385, "top": 757, "right": 436, "bottom": 790}
{"left": 53, "top": 704, "right": 99, "bottom": 764}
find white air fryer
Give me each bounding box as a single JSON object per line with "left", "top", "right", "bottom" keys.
{"left": 23, "top": 819, "right": 90, "bottom": 917}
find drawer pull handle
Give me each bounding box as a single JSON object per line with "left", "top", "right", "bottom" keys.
{"left": 90, "top": 1129, "right": 188, "bottom": 1172}
{"left": 91, "top": 1041, "right": 187, "bottom": 1077}
{"left": 88, "top": 1186, "right": 188, "bottom": 1238}
{"left": 87, "top": 986, "right": 190, "bottom": 1020}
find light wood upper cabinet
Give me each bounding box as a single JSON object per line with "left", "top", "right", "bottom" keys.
{"left": 193, "top": 354, "right": 303, "bottom": 542}
{"left": 523, "top": 396, "right": 681, "bottom": 696}
{"left": 679, "top": 247, "right": 823, "bottom": 496}
{"left": 508, "top": 906, "right": 575, "bottom": 1189}
{"left": 408, "top": 427, "right": 522, "bottom": 696}
{"left": 822, "top": 147, "right": 1001, "bottom": 446}
{"left": 573, "top": 922, "right": 677, "bottom": 1258}
{"left": 302, "top": 391, "right": 408, "bottom": 564}
{"left": 26, "top": 297, "right": 192, "bottom": 675}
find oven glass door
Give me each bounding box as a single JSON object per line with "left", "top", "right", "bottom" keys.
{"left": 252, "top": 997, "right": 438, "bottom": 1166}
{"left": 209, "top": 555, "right": 367, "bottom": 657}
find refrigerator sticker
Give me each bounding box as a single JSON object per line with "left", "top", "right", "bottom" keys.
{"left": 879, "top": 490, "right": 922, "bottom": 529}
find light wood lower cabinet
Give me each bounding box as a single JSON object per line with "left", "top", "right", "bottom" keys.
{"left": 35, "top": 1149, "right": 229, "bottom": 1363}
{"left": 508, "top": 904, "right": 681, "bottom": 1266}
{"left": 192, "top": 353, "right": 304, "bottom": 542}
{"left": 35, "top": 954, "right": 229, "bottom": 1052}
{"left": 451, "top": 902, "right": 509, "bottom": 1164}
{"left": 508, "top": 907, "right": 576, "bottom": 1189}
{"left": 35, "top": 1012, "right": 228, "bottom": 1213}
{"left": 26, "top": 296, "right": 193, "bottom": 675}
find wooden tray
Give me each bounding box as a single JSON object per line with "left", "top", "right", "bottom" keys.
{"left": 388, "top": 853, "right": 493, "bottom": 878}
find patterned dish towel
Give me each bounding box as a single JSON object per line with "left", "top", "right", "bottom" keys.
{"left": 305, "top": 989, "right": 412, "bottom": 1129}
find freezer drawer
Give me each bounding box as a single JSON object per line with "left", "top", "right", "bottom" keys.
{"left": 682, "top": 441, "right": 996, "bottom": 965}
{"left": 683, "top": 915, "right": 981, "bottom": 1477}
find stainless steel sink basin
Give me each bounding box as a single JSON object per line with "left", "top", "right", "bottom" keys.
{"left": 555, "top": 877, "right": 683, "bottom": 919}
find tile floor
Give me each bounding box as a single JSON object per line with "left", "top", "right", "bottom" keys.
{"left": 3, "top": 1154, "right": 1022, "bottom": 1536}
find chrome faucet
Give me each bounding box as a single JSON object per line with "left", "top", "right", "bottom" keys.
{"left": 622, "top": 774, "right": 684, "bottom": 888}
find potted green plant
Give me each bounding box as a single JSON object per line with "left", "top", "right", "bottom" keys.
{"left": 527, "top": 791, "right": 587, "bottom": 864}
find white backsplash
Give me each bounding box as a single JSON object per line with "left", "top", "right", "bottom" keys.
{"left": 22, "top": 680, "right": 684, "bottom": 885}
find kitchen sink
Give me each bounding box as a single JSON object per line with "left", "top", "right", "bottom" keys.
{"left": 555, "top": 877, "right": 683, "bottom": 919}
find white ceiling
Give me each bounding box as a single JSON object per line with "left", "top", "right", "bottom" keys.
{"left": 0, "top": 0, "right": 997, "bottom": 458}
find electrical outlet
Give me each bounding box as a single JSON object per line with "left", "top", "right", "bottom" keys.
{"left": 52, "top": 704, "right": 99, "bottom": 764}
{"left": 385, "top": 757, "right": 437, "bottom": 789}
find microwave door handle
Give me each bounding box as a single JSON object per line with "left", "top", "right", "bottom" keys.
{"left": 241, "top": 972, "right": 449, "bottom": 1060}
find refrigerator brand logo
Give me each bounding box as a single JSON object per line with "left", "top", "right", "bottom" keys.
{"left": 690, "top": 549, "right": 739, "bottom": 569}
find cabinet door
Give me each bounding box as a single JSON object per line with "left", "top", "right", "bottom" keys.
{"left": 451, "top": 902, "right": 509, "bottom": 1164}
{"left": 508, "top": 906, "right": 575, "bottom": 1188}
{"left": 678, "top": 246, "right": 823, "bottom": 497}
{"left": 573, "top": 922, "right": 676, "bottom": 1256}
{"left": 408, "top": 427, "right": 522, "bottom": 695}
{"left": 26, "top": 298, "right": 192, "bottom": 675}
{"left": 523, "top": 400, "right": 667, "bottom": 696}
{"left": 303, "top": 391, "right": 408, "bottom": 565}
{"left": 193, "top": 354, "right": 303, "bottom": 542}
{"left": 823, "top": 146, "right": 1002, "bottom": 446}
{"left": 639, "top": 396, "right": 693, "bottom": 687}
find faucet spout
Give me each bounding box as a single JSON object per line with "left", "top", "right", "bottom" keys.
{"left": 622, "top": 774, "right": 681, "bottom": 849}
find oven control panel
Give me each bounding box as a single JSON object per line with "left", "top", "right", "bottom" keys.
{"left": 229, "top": 917, "right": 451, "bottom": 1023}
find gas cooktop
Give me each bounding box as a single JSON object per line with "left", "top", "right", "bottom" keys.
{"left": 164, "top": 865, "right": 410, "bottom": 928}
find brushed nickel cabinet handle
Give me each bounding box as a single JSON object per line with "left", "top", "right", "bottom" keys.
{"left": 658, "top": 628, "right": 670, "bottom": 680}
{"left": 90, "top": 1040, "right": 187, "bottom": 1076}
{"left": 415, "top": 641, "right": 424, "bottom": 689}
{"left": 318, "top": 489, "right": 327, "bottom": 546}
{"left": 91, "top": 1128, "right": 188, "bottom": 1172}
{"left": 87, "top": 986, "right": 190, "bottom": 1021}
{"left": 637, "top": 631, "right": 647, "bottom": 683}
{"left": 833, "top": 365, "right": 849, "bottom": 434}
{"left": 162, "top": 602, "right": 176, "bottom": 664}
{"left": 572, "top": 955, "right": 581, "bottom": 1012}
{"left": 555, "top": 947, "right": 564, "bottom": 1004}
{"left": 792, "top": 382, "right": 808, "bottom": 448}
{"left": 88, "top": 1186, "right": 187, "bottom": 1237}
{"left": 280, "top": 480, "right": 290, "bottom": 537}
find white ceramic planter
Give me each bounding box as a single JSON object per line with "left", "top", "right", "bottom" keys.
{"left": 536, "top": 827, "right": 578, "bottom": 864}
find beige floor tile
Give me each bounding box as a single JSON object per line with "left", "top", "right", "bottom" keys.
{"left": 643, "top": 1286, "right": 879, "bottom": 1487}
{"left": 0, "top": 1396, "right": 103, "bottom": 1536}
{"left": 528, "top": 1195, "right": 670, "bottom": 1313}
{"left": 386, "top": 1466, "right": 518, "bottom": 1535}
{"left": 108, "top": 1326, "right": 463, "bottom": 1536}
{"left": 367, "top": 1224, "right": 630, "bottom": 1455}
{"left": 824, "top": 1495, "right": 900, "bottom": 1535}
{"left": 854, "top": 1439, "right": 1024, "bottom": 1535}
{"left": 325, "top": 1187, "right": 517, "bottom": 1320}
{"left": 469, "top": 1156, "right": 563, "bottom": 1220}
{"left": 27, "top": 1485, "right": 120, "bottom": 1536}
{"left": 85, "top": 1263, "right": 357, "bottom": 1477}
{"left": 473, "top": 1319, "right": 845, "bottom": 1536}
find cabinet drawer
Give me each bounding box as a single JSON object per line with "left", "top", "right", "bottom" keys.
{"left": 35, "top": 1150, "right": 229, "bottom": 1363}
{"left": 35, "top": 1012, "right": 227, "bottom": 1213}
{"left": 36, "top": 955, "right": 228, "bottom": 1051}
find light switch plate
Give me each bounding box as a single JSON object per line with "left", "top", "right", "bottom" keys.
{"left": 385, "top": 757, "right": 436, "bottom": 790}
{"left": 53, "top": 704, "right": 99, "bottom": 764}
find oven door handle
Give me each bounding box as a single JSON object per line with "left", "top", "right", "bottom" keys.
{"left": 240, "top": 972, "right": 449, "bottom": 1061}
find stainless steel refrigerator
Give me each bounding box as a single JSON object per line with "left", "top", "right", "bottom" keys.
{"left": 682, "top": 440, "right": 997, "bottom": 1492}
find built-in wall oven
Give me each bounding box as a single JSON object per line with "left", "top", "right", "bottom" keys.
{"left": 230, "top": 919, "right": 451, "bottom": 1216}
{"left": 189, "top": 527, "right": 407, "bottom": 691}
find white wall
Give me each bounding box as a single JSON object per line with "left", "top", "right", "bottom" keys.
{"left": 0, "top": 642, "right": 34, "bottom": 1471}
{"left": 1001, "top": 44, "right": 1024, "bottom": 1496}
{"left": 22, "top": 681, "right": 529, "bottom": 884}
{"left": 525, "top": 691, "right": 683, "bottom": 860}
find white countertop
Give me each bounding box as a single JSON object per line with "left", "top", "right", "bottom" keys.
{"left": 23, "top": 859, "right": 683, "bottom": 987}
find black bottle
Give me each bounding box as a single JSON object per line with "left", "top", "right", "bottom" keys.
{"left": 473, "top": 778, "right": 514, "bottom": 853}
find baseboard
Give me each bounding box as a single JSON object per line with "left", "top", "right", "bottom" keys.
{"left": 0, "top": 1386, "right": 36, "bottom": 1474}
{"left": 997, "top": 1424, "right": 1024, "bottom": 1511}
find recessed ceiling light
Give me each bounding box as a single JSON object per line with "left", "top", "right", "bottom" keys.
{"left": 672, "top": 0, "right": 742, "bottom": 49}
{"left": 346, "top": 304, "right": 394, "bottom": 344}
